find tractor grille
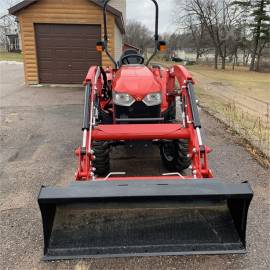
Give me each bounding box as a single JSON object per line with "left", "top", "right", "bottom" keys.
{"left": 115, "top": 102, "right": 161, "bottom": 120}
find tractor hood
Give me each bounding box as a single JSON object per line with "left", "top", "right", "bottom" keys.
{"left": 113, "top": 65, "right": 162, "bottom": 100}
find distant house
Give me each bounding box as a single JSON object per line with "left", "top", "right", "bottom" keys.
{"left": 0, "top": 14, "right": 21, "bottom": 52}
{"left": 6, "top": 34, "right": 20, "bottom": 52}
{"left": 123, "top": 43, "right": 141, "bottom": 53}
{"left": 9, "top": 0, "right": 126, "bottom": 84}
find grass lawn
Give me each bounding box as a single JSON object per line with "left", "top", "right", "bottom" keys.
{"left": 0, "top": 52, "right": 23, "bottom": 62}
{"left": 188, "top": 65, "right": 270, "bottom": 102}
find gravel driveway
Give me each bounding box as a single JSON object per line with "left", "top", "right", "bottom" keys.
{"left": 0, "top": 63, "right": 269, "bottom": 270}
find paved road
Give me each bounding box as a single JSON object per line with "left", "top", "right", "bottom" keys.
{"left": 0, "top": 63, "right": 269, "bottom": 270}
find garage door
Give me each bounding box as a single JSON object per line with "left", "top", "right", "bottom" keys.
{"left": 35, "top": 24, "right": 101, "bottom": 84}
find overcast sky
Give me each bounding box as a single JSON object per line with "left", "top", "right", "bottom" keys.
{"left": 1, "top": 0, "right": 177, "bottom": 33}
{"left": 127, "top": 0, "right": 177, "bottom": 34}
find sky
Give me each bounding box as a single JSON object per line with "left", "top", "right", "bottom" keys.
{"left": 0, "top": 0, "right": 18, "bottom": 17}
{"left": 1, "top": 0, "right": 177, "bottom": 33}
{"left": 126, "top": 0, "right": 177, "bottom": 34}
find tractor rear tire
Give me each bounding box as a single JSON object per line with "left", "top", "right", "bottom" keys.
{"left": 92, "top": 141, "right": 110, "bottom": 177}
{"left": 160, "top": 140, "right": 191, "bottom": 172}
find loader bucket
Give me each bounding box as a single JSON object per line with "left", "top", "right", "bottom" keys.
{"left": 38, "top": 180, "right": 253, "bottom": 260}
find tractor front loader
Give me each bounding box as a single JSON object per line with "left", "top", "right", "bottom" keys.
{"left": 38, "top": 0, "right": 253, "bottom": 260}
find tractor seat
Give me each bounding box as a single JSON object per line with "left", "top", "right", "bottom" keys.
{"left": 120, "top": 49, "right": 144, "bottom": 65}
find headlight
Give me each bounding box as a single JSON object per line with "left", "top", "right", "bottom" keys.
{"left": 113, "top": 92, "right": 135, "bottom": 107}
{"left": 143, "top": 92, "right": 162, "bottom": 106}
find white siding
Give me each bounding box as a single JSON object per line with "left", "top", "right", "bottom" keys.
{"left": 114, "top": 23, "right": 123, "bottom": 61}
{"left": 110, "top": 0, "right": 125, "bottom": 61}
{"left": 109, "top": 0, "right": 126, "bottom": 23}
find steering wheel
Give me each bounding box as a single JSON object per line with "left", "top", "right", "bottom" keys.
{"left": 121, "top": 54, "right": 145, "bottom": 65}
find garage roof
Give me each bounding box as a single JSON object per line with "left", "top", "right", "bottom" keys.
{"left": 9, "top": 0, "right": 125, "bottom": 33}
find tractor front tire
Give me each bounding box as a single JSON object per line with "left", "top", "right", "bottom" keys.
{"left": 164, "top": 101, "right": 176, "bottom": 122}
{"left": 92, "top": 141, "right": 110, "bottom": 177}
{"left": 160, "top": 140, "right": 191, "bottom": 172}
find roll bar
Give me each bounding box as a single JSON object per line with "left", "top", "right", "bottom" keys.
{"left": 103, "top": 0, "right": 160, "bottom": 67}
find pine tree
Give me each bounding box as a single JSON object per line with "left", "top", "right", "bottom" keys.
{"left": 234, "top": 0, "right": 270, "bottom": 71}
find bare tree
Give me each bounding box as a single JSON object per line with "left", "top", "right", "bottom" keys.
{"left": 174, "top": 3, "right": 211, "bottom": 62}
{"left": 186, "top": 19, "right": 211, "bottom": 61}
{"left": 175, "top": 0, "right": 243, "bottom": 69}
{"left": 0, "top": 0, "right": 20, "bottom": 50}
{"left": 0, "top": 14, "right": 17, "bottom": 50}
{"left": 124, "top": 20, "right": 153, "bottom": 52}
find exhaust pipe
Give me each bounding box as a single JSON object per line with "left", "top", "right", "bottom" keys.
{"left": 38, "top": 180, "right": 253, "bottom": 260}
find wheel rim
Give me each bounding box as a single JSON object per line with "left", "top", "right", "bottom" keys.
{"left": 162, "top": 143, "right": 174, "bottom": 162}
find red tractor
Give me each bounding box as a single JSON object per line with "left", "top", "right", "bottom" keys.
{"left": 38, "top": 0, "right": 253, "bottom": 260}
{"left": 76, "top": 55, "right": 208, "bottom": 179}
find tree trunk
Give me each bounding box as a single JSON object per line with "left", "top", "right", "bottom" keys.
{"left": 221, "top": 57, "right": 226, "bottom": 70}
{"left": 233, "top": 55, "right": 236, "bottom": 71}
{"left": 243, "top": 49, "right": 246, "bottom": 66}
{"left": 250, "top": 0, "right": 264, "bottom": 71}
{"left": 255, "top": 45, "right": 264, "bottom": 72}
{"left": 233, "top": 48, "right": 238, "bottom": 70}
{"left": 255, "top": 54, "right": 261, "bottom": 71}
{"left": 245, "top": 53, "right": 250, "bottom": 66}
{"left": 221, "top": 45, "right": 226, "bottom": 70}
{"left": 214, "top": 49, "right": 218, "bottom": 69}
{"left": 196, "top": 50, "right": 200, "bottom": 62}
{"left": 250, "top": 50, "right": 257, "bottom": 71}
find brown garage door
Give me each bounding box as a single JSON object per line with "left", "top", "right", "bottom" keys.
{"left": 35, "top": 24, "right": 101, "bottom": 84}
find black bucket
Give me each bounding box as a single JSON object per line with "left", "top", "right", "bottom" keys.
{"left": 38, "top": 180, "right": 253, "bottom": 260}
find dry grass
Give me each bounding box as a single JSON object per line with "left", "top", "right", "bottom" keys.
{"left": 188, "top": 65, "right": 270, "bottom": 101}
{"left": 0, "top": 52, "right": 23, "bottom": 62}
